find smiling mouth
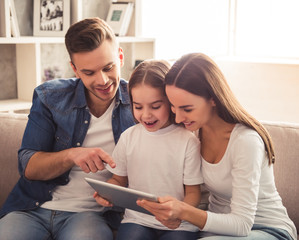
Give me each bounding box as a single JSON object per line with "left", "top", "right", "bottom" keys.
{"left": 96, "top": 83, "right": 113, "bottom": 92}
{"left": 144, "top": 120, "right": 158, "bottom": 126}
{"left": 183, "top": 122, "right": 193, "bottom": 126}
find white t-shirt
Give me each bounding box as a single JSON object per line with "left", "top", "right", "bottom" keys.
{"left": 202, "top": 124, "right": 297, "bottom": 240}
{"left": 41, "top": 100, "right": 116, "bottom": 212}
{"left": 107, "top": 123, "right": 203, "bottom": 232}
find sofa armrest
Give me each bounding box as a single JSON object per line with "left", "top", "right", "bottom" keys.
{"left": 262, "top": 121, "right": 299, "bottom": 237}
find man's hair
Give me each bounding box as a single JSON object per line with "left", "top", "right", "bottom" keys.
{"left": 65, "top": 17, "right": 117, "bottom": 59}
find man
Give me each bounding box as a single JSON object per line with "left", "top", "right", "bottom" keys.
{"left": 0, "top": 18, "right": 135, "bottom": 240}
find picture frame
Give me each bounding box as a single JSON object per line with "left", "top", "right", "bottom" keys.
{"left": 106, "top": 2, "right": 134, "bottom": 36}
{"left": 33, "top": 0, "right": 70, "bottom": 37}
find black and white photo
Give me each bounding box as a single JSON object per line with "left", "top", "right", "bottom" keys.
{"left": 34, "top": 0, "right": 70, "bottom": 36}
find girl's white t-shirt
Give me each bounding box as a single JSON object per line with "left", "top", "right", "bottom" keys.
{"left": 107, "top": 123, "right": 203, "bottom": 232}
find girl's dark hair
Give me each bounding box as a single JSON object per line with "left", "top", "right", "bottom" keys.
{"left": 128, "top": 59, "right": 174, "bottom": 123}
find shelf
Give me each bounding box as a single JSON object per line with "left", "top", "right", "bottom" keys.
{"left": 0, "top": 0, "right": 155, "bottom": 111}
{"left": 0, "top": 36, "right": 155, "bottom": 44}
{"left": 117, "top": 36, "right": 155, "bottom": 43}
{"left": 0, "top": 37, "right": 65, "bottom": 44}
{"left": 0, "top": 99, "right": 31, "bottom": 113}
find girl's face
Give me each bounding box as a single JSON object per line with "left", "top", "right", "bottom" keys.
{"left": 165, "top": 85, "right": 215, "bottom": 131}
{"left": 131, "top": 84, "right": 171, "bottom": 132}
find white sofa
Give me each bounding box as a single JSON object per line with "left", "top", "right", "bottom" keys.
{"left": 0, "top": 113, "right": 298, "bottom": 238}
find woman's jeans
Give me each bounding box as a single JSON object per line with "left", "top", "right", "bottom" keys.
{"left": 198, "top": 224, "right": 293, "bottom": 240}
{"left": 0, "top": 207, "right": 121, "bottom": 240}
{"left": 116, "top": 222, "right": 198, "bottom": 240}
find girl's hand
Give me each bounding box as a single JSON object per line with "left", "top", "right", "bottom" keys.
{"left": 137, "top": 196, "right": 183, "bottom": 229}
{"left": 93, "top": 192, "right": 113, "bottom": 207}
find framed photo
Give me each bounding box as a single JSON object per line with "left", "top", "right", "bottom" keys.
{"left": 106, "top": 2, "right": 134, "bottom": 36}
{"left": 33, "top": 0, "right": 70, "bottom": 37}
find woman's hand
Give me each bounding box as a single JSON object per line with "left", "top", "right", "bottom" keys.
{"left": 93, "top": 192, "right": 113, "bottom": 207}
{"left": 137, "top": 196, "right": 184, "bottom": 229}
{"left": 158, "top": 218, "right": 182, "bottom": 229}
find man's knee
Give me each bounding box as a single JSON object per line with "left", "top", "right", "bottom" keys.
{"left": 0, "top": 211, "right": 50, "bottom": 240}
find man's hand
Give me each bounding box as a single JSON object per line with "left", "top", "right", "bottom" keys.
{"left": 69, "top": 147, "right": 116, "bottom": 173}
{"left": 25, "top": 147, "right": 115, "bottom": 181}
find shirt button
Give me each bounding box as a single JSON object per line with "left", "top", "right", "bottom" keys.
{"left": 76, "top": 142, "right": 81, "bottom": 146}
{"left": 35, "top": 202, "right": 39, "bottom": 206}
{"left": 84, "top": 120, "right": 88, "bottom": 124}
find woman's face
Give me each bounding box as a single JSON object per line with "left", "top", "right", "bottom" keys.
{"left": 165, "top": 85, "right": 215, "bottom": 131}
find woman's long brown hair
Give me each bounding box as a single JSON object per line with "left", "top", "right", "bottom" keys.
{"left": 165, "top": 53, "right": 275, "bottom": 165}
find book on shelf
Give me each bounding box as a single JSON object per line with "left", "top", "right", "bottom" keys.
{"left": 0, "top": 0, "right": 11, "bottom": 37}
{"left": 0, "top": 0, "right": 20, "bottom": 37}
{"left": 106, "top": 2, "right": 134, "bottom": 36}
{"left": 10, "top": 0, "right": 20, "bottom": 37}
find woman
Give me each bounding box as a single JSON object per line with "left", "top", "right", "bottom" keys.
{"left": 137, "top": 53, "right": 297, "bottom": 240}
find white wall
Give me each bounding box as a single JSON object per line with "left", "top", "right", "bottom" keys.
{"left": 215, "top": 59, "right": 299, "bottom": 123}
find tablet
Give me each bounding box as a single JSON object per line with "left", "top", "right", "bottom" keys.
{"left": 85, "top": 177, "right": 158, "bottom": 215}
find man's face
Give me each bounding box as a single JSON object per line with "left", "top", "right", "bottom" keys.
{"left": 71, "top": 40, "right": 124, "bottom": 106}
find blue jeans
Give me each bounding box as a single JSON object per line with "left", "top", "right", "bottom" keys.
{"left": 116, "top": 223, "right": 198, "bottom": 240}
{"left": 198, "top": 224, "right": 293, "bottom": 240}
{"left": 0, "top": 208, "right": 121, "bottom": 240}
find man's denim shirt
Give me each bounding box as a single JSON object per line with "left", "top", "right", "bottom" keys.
{"left": 0, "top": 78, "right": 135, "bottom": 218}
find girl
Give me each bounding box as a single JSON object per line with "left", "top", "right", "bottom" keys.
{"left": 138, "top": 53, "right": 297, "bottom": 240}
{"left": 94, "top": 59, "right": 203, "bottom": 240}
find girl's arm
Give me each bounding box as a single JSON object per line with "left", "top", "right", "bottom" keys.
{"left": 107, "top": 174, "right": 128, "bottom": 187}
{"left": 183, "top": 184, "right": 201, "bottom": 207}
{"left": 94, "top": 174, "right": 128, "bottom": 207}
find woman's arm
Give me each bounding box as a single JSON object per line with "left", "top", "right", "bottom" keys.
{"left": 152, "top": 184, "right": 203, "bottom": 229}
{"left": 138, "top": 195, "right": 208, "bottom": 229}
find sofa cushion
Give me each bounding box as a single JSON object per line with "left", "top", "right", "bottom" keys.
{"left": 0, "top": 113, "right": 28, "bottom": 207}
{"left": 263, "top": 121, "right": 299, "bottom": 237}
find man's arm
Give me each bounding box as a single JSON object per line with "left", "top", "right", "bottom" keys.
{"left": 25, "top": 147, "right": 115, "bottom": 181}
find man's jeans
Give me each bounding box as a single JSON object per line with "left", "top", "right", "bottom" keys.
{"left": 0, "top": 208, "right": 121, "bottom": 240}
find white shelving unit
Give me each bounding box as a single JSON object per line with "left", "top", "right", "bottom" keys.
{"left": 0, "top": 37, "right": 155, "bottom": 109}
{"left": 0, "top": 0, "right": 155, "bottom": 113}
{"left": 0, "top": 36, "right": 155, "bottom": 113}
